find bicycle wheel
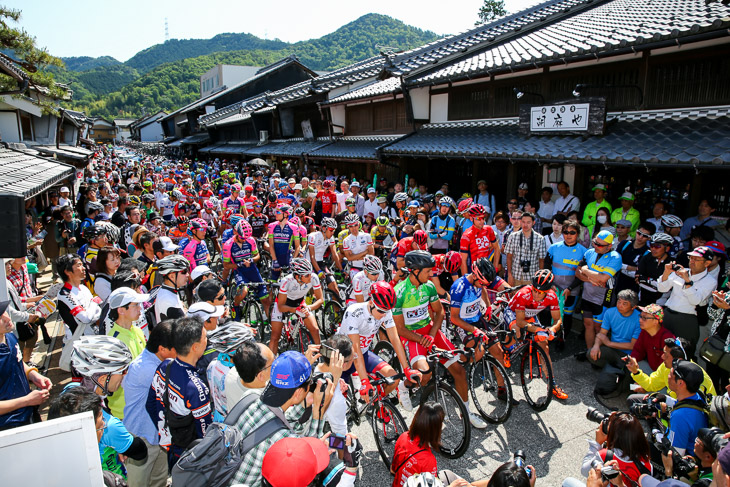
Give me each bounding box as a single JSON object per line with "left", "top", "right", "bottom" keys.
{"left": 420, "top": 382, "right": 471, "bottom": 459}
{"left": 370, "top": 399, "right": 408, "bottom": 470}
{"left": 295, "top": 320, "right": 313, "bottom": 354}
{"left": 519, "top": 343, "right": 554, "bottom": 411}
{"left": 469, "top": 355, "right": 513, "bottom": 424}
{"left": 243, "top": 300, "right": 266, "bottom": 343}
{"left": 258, "top": 252, "right": 272, "bottom": 281}
{"left": 320, "top": 301, "right": 344, "bottom": 340}
{"left": 372, "top": 340, "right": 401, "bottom": 373}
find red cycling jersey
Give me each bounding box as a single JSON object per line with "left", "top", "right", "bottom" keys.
{"left": 316, "top": 191, "right": 337, "bottom": 214}
{"left": 396, "top": 236, "right": 427, "bottom": 258}
{"left": 460, "top": 225, "right": 497, "bottom": 262}
{"left": 508, "top": 285, "right": 559, "bottom": 318}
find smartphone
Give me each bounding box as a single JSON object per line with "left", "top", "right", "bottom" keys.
{"left": 328, "top": 433, "right": 346, "bottom": 450}
{"left": 320, "top": 344, "right": 336, "bottom": 359}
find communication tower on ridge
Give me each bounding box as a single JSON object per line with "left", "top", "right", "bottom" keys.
{"left": 165, "top": 17, "right": 169, "bottom": 42}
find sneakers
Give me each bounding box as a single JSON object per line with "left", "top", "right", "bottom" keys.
{"left": 552, "top": 384, "right": 569, "bottom": 400}
{"left": 469, "top": 412, "right": 488, "bottom": 429}
{"left": 398, "top": 389, "right": 414, "bottom": 412}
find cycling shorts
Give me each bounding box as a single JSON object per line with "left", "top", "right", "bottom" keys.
{"left": 581, "top": 300, "right": 606, "bottom": 324}
{"left": 341, "top": 350, "right": 387, "bottom": 383}
{"left": 271, "top": 296, "right": 305, "bottom": 322}
{"left": 316, "top": 261, "right": 336, "bottom": 285}
{"left": 401, "top": 324, "right": 459, "bottom": 368}
{"left": 232, "top": 271, "right": 268, "bottom": 299}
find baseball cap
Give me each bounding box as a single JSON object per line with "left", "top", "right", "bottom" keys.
{"left": 187, "top": 301, "right": 225, "bottom": 321}
{"left": 616, "top": 219, "right": 632, "bottom": 227}
{"left": 367, "top": 187, "right": 376, "bottom": 194}
{"left": 376, "top": 196, "right": 387, "bottom": 204}
{"left": 595, "top": 229, "right": 614, "bottom": 244}
{"left": 261, "top": 351, "right": 312, "bottom": 407}
{"left": 350, "top": 181, "right": 360, "bottom": 188}
{"left": 60, "top": 186, "right": 70, "bottom": 193}
{"left": 592, "top": 183, "right": 607, "bottom": 192}
{"left": 435, "top": 190, "right": 444, "bottom": 197}
{"left": 477, "top": 180, "right": 487, "bottom": 186}
{"left": 261, "top": 437, "right": 330, "bottom": 487}
{"left": 705, "top": 241, "right": 727, "bottom": 257}
{"left": 190, "top": 265, "right": 213, "bottom": 281}
{"left": 155, "top": 236, "right": 179, "bottom": 253}
{"left": 671, "top": 359, "right": 703, "bottom": 392}
{"left": 640, "top": 477, "right": 687, "bottom": 487}
{"left": 518, "top": 182, "right": 528, "bottom": 190}
{"left": 638, "top": 303, "right": 664, "bottom": 322}
{"left": 408, "top": 201, "right": 419, "bottom": 208}
{"left": 618, "top": 192, "right": 635, "bottom": 201}
{"left": 108, "top": 287, "right": 150, "bottom": 309}
{"left": 688, "top": 245, "right": 715, "bottom": 261}
{"left": 0, "top": 300, "right": 10, "bottom": 316}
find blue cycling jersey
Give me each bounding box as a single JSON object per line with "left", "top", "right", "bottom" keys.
{"left": 268, "top": 222, "right": 297, "bottom": 265}
{"left": 450, "top": 275, "right": 484, "bottom": 323}
{"left": 221, "top": 228, "right": 233, "bottom": 244}
{"left": 547, "top": 241, "right": 588, "bottom": 276}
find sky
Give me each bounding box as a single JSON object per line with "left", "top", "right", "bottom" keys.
{"left": 7, "top": 0, "right": 545, "bottom": 62}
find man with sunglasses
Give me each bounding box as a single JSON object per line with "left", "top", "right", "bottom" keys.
{"left": 267, "top": 205, "right": 300, "bottom": 280}
{"left": 615, "top": 221, "right": 655, "bottom": 295}
{"left": 576, "top": 230, "right": 623, "bottom": 351}
{"left": 545, "top": 220, "right": 588, "bottom": 334}
{"left": 637, "top": 233, "right": 674, "bottom": 306}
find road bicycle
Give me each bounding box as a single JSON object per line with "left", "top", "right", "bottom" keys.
{"left": 226, "top": 281, "right": 273, "bottom": 341}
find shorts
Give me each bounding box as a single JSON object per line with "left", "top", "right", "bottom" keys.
{"left": 341, "top": 350, "right": 387, "bottom": 382}
{"left": 271, "top": 297, "right": 304, "bottom": 322}
{"left": 401, "top": 324, "right": 459, "bottom": 368}
{"left": 316, "top": 262, "right": 335, "bottom": 285}
{"left": 581, "top": 300, "right": 606, "bottom": 324}
{"left": 232, "top": 270, "right": 268, "bottom": 299}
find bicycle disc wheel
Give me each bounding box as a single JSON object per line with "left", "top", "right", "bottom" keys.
{"left": 469, "top": 355, "right": 513, "bottom": 424}
{"left": 421, "top": 382, "right": 471, "bottom": 459}
{"left": 520, "top": 343, "right": 554, "bottom": 411}
{"left": 243, "top": 300, "right": 267, "bottom": 343}
{"left": 320, "top": 301, "right": 343, "bottom": 340}
{"left": 370, "top": 399, "right": 408, "bottom": 470}
{"left": 372, "top": 340, "right": 401, "bottom": 373}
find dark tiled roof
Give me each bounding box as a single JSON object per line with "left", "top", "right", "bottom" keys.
{"left": 244, "top": 138, "right": 334, "bottom": 157}
{"left": 322, "top": 78, "right": 403, "bottom": 106}
{"left": 0, "top": 147, "right": 74, "bottom": 198}
{"left": 0, "top": 53, "right": 29, "bottom": 82}
{"left": 208, "top": 141, "right": 259, "bottom": 155}
{"left": 180, "top": 133, "right": 211, "bottom": 145}
{"left": 381, "top": 107, "right": 730, "bottom": 166}
{"left": 307, "top": 136, "right": 404, "bottom": 161}
{"left": 197, "top": 143, "right": 222, "bottom": 154}
{"left": 409, "top": 0, "right": 730, "bottom": 85}
{"left": 198, "top": 93, "right": 271, "bottom": 127}
{"left": 34, "top": 145, "right": 93, "bottom": 161}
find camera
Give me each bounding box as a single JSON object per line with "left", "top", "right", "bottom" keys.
{"left": 520, "top": 260, "right": 531, "bottom": 273}
{"left": 590, "top": 458, "right": 621, "bottom": 481}
{"left": 309, "top": 371, "right": 333, "bottom": 393}
{"left": 629, "top": 395, "right": 664, "bottom": 418}
{"left": 320, "top": 344, "right": 336, "bottom": 360}
{"left": 586, "top": 408, "right": 609, "bottom": 434}
{"left": 328, "top": 433, "right": 346, "bottom": 450}
{"left": 651, "top": 429, "right": 697, "bottom": 478}
{"left": 513, "top": 450, "right": 533, "bottom": 479}
{"left": 671, "top": 263, "right": 682, "bottom": 272}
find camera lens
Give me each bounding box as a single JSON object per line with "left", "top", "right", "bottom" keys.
{"left": 586, "top": 407, "right": 606, "bottom": 424}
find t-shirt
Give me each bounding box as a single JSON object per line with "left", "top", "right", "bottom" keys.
{"left": 631, "top": 327, "right": 676, "bottom": 370}
{"left": 338, "top": 301, "right": 395, "bottom": 350}
{"left": 459, "top": 224, "right": 497, "bottom": 264}
{"left": 508, "top": 285, "right": 559, "bottom": 318}
{"left": 668, "top": 393, "right": 709, "bottom": 455}
{"left": 0, "top": 333, "right": 32, "bottom": 429}
{"left": 546, "top": 241, "right": 588, "bottom": 290}
{"left": 581, "top": 248, "right": 622, "bottom": 305}
{"left": 107, "top": 323, "right": 147, "bottom": 419}
{"left": 99, "top": 409, "right": 134, "bottom": 476}
{"left": 391, "top": 433, "right": 438, "bottom": 487}
{"left": 450, "top": 276, "right": 484, "bottom": 323}
{"left": 393, "top": 279, "right": 439, "bottom": 331}
{"left": 600, "top": 307, "right": 641, "bottom": 352}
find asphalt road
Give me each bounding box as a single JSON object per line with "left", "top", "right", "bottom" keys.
{"left": 351, "top": 332, "right": 610, "bottom": 486}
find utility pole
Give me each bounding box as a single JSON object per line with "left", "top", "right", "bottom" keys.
{"left": 165, "top": 17, "right": 169, "bottom": 42}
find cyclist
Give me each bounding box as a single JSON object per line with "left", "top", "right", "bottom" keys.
{"left": 222, "top": 184, "right": 249, "bottom": 217}
{"left": 222, "top": 220, "right": 271, "bottom": 316}
{"left": 661, "top": 214, "right": 684, "bottom": 258}
{"left": 308, "top": 217, "right": 342, "bottom": 297}
{"left": 395, "top": 230, "right": 428, "bottom": 271}
{"left": 371, "top": 215, "right": 398, "bottom": 251}
{"left": 269, "top": 258, "right": 323, "bottom": 354}
{"left": 316, "top": 179, "right": 337, "bottom": 219}
{"left": 242, "top": 185, "right": 257, "bottom": 214}
{"left": 181, "top": 218, "right": 210, "bottom": 271}
{"left": 168, "top": 216, "right": 188, "bottom": 243}
{"left": 289, "top": 215, "right": 308, "bottom": 251}
{"left": 338, "top": 281, "right": 421, "bottom": 399}
{"left": 200, "top": 200, "right": 221, "bottom": 254}
{"left": 343, "top": 213, "right": 374, "bottom": 280}
{"left": 268, "top": 205, "right": 301, "bottom": 280}
{"left": 430, "top": 250, "right": 462, "bottom": 299}
{"left": 154, "top": 255, "right": 190, "bottom": 323}
{"left": 393, "top": 250, "right": 487, "bottom": 428}
{"left": 429, "top": 197, "right": 456, "bottom": 254}
{"left": 506, "top": 269, "right": 567, "bottom": 399}
{"left": 295, "top": 207, "right": 315, "bottom": 233}
{"left": 248, "top": 200, "right": 269, "bottom": 240}
{"left": 459, "top": 204, "right": 500, "bottom": 276}
{"left": 349, "top": 255, "right": 385, "bottom": 304}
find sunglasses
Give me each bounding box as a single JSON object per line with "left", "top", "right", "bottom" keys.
{"left": 636, "top": 231, "right": 651, "bottom": 238}
{"left": 592, "top": 240, "right": 610, "bottom": 247}
{"left": 562, "top": 230, "right": 578, "bottom": 236}
{"left": 639, "top": 313, "right": 657, "bottom": 320}
{"left": 650, "top": 243, "right": 666, "bottom": 249}
{"left": 180, "top": 269, "right": 189, "bottom": 275}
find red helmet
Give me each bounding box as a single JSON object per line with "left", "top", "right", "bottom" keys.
{"left": 323, "top": 180, "right": 334, "bottom": 189}
{"left": 532, "top": 269, "right": 554, "bottom": 291}
{"left": 466, "top": 204, "right": 487, "bottom": 218}
{"left": 457, "top": 198, "right": 474, "bottom": 214}
{"left": 444, "top": 251, "right": 462, "bottom": 274}
{"left": 370, "top": 281, "right": 396, "bottom": 311}
{"left": 413, "top": 230, "right": 427, "bottom": 247}
{"left": 244, "top": 185, "right": 254, "bottom": 192}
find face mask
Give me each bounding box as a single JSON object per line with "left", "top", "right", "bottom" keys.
{"left": 597, "top": 215, "right": 607, "bottom": 224}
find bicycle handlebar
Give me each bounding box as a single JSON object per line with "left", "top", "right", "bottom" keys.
{"left": 496, "top": 284, "right": 526, "bottom": 297}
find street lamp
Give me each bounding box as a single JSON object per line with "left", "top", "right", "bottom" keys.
{"left": 513, "top": 87, "right": 545, "bottom": 104}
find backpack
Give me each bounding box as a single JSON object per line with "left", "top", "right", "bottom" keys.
{"left": 143, "top": 286, "right": 161, "bottom": 331}
{"left": 170, "top": 393, "right": 288, "bottom": 487}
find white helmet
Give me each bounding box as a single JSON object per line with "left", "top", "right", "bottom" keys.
{"left": 363, "top": 254, "right": 383, "bottom": 274}
{"left": 71, "top": 336, "right": 132, "bottom": 377}
{"left": 206, "top": 322, "right": 255, "bottom": 353}
{"left": 661, "top": 214, "right": 683, "bottom": 228}
{"left": 405, "top": 473, "right": 443, "bottom": 487}
{"left": 393, "top": 192, "right": 409, "bottom": 203}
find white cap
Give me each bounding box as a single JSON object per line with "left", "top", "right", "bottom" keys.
{"left": 108, "top": 287, "right": 150, "bottom": 309}
{"left": 60, "top": 186, "right": 70, "bottom": 193}
{"left": 188, "top": 302, "right": 225, "bottom": 321}
{"left": 157, "top": 236, "right": 179, "bottom": 252}
{"left": 190, "top": 265, "right": 213, "bottom": 281}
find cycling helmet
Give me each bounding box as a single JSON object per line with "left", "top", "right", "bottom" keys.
{"left": 254, "top": 171, "right": 263, "bottom": 177}
{"left": 71, "top": 336, "right": 132, "bottom": 377}
{"left": 176, "top": 215, "right": 189, "bottom": 226}
{"left": 128, "top": 195, "right": 141, "bottom": 206}
{"left": 244, "top": 185, "right": 254, "bottom": 192}
{"left": 232, "top": 184, "right": 242, "bottom": 192}
{"left": 203, "top": 200, "right": 215, "bottom": 209}
{"left": 393, "top": 192, "right": 409, "bottom": 203}
{"left": 404, "top": 473, "right": 443, "bottom": 487}
{"left": 323, "top": 180, "right": 334, "bottom": 189}
{"left": 82, "top": 224, "right": 107, "bottom": 241}
{"left": 206, "top": 322, "right": 255, "bottom": 353}
{"left": 363, "top": 255, "right": 383, "bottom": 274}
{"left": 321, "top": 217, "right": 337, "bottom": 230}
{"left": 170, "top": 190, "right": 184, "bottom": 200}
{"left": 651, "top": 232, "right": 674, "bottom": 245}
{"left": 344, "top": 213, "right": 360, "bottom": 226}
{"left": 187, "top": 190, "right": 198, "bottom": 198}
{"left": 295, "top": 207, "right": 306, "bottom": 216}
{"left": 404, "top": 250, "right": 435, "bottom": 270}
{"left": 189, "top": 218, "right": 208, "bottom": 232}
{"left": 466, "top": 204, "right": 487, "bottom": 218}
{"left": 345, "top": 197, "right": 356, "bottom": 206}
{"left": 375, "top": 216, "right": 389, "bottom": 227}
{"left": 461, "top": 192, "right": 472, "bottom": 199}
{"left": 268, "top": 193, "right": 277, "bottom": 203}
{"left": 290, "top": 257, "right": 313, "bottom": 276}
{"left": 96, "top": 221, "right": 120, "bottom": 244}
{"left": 457, "top": 198, "right": 473, "bottom": 214}
{"left": 226, "top": 214, "right": 243, "bottom": 228}
{"left": 220, "top": 170, "right": 229, "bottom": 177}
{"left": 141, "top": 193, "right": 155, "bottom": 202}
{"left": 413, "top": 230, "right": 428, "bottom": 247}
{"left": 86, "top": 201, "right": 104, "bottom": 214}
{"left": 471, "top": 257, "right": 496, "bottom": 283}
{"left": 142, "top": 180, "right": 153, "bottom": 188}
{"left": 234, "top": 220, "right": 253, "bottom": 239}
{"left": 439, "top": 196, "right": 455, "bottom": 208}
{"left": 444, "top": 251, "right": 462, "bottom": 274}
{"left": 252, "top": 199, "right": 262, "bottom": 208}
{"left": 532, "top": 269, "right": 555, "bottom": 291}
{"left": 369, "top": 281, "right": 396, "bottom": 311}
{"left": 209, "top": 196, "right": 220, "bottom": 206}
{"left": 156, "top": 254, "right": 190, "bottom": 275}
{"left": 289, "top": 216, "right": 300, "bottom": 226}
{"left": 279, "top": 205, "right": 292, "bottom": 215}
{"left": 278, "top": 181, "right": 288, "bottom": 189}
{"left": 661, "top": 214, "right": 683, "bottom": 228}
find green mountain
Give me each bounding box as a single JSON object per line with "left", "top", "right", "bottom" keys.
{"left": 57, "top": 13, "right": 439, "bottom": 119}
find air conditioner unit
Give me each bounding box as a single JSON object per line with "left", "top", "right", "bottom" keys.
{"left": 259, "top": 130, "right": 269, "bottom": 143}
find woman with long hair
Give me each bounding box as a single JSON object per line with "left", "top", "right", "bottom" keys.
{"left": 591, "top": 207, "right": 617, "bottom": 241}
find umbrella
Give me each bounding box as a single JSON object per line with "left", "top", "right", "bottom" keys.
{"left": 247, "top": 158, "right": 270, "bottom": 167}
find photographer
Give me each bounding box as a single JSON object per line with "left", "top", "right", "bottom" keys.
{"left": 661, "top": 427, "right": 727, "bottom": 486}
{"left": 660, "top": 360, "right": 710, "bottom": 456}
{"left": 313, "top": 335, "right": 348, "bottom": 437}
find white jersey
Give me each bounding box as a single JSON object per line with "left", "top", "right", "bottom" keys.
{"left": 343, "top": 232, "right": 373, "bottom": 268}
{"left": 278, "top": 273, "right": 321, "bottom": 301}
{"left": 350, "top": 270, "right": 384, "bottom": 301}
{"left": 158, "top": 195, "right": 175, "bottom": 217}
{"left": 308, "top": 231, "right": 335, "bottom": 262}
{"left": 337, "top": 302, "right": 394, "bottom": 351}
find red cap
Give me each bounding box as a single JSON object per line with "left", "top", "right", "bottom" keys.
{"left": 261, "top": 437, "right": 330, "bottom": 487}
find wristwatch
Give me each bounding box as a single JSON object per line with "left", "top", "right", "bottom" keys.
{"left": 684, "top": 280, "right": 694, "bottom": 287}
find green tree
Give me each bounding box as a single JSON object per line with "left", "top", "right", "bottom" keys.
{"left": 476, "top": 0, "right": 507, "bottom": 25}
{"left": 0, "top": 6, "right": 65, "bottom": 112}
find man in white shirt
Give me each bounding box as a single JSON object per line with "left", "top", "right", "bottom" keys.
{"left": 656, "top": 245, "right": 717, "bottom": 357}
{"left": 336, "top": 180, "right": 352, "bottom": 214}
{"left": 225, "top": 341, "right": 274, "bottom": 411}
{"left": 474, "top": 180, "right": 496, "bottom": 224}
{"left": 363, "top": 187, "right": 379, "bottom": 218}
{"left": 553, "top": 181, "right": 580, "bottom": 217}
{"left": 59, "top": 186, "right": 71, "bottom": 208}
{"left": 349, "top": 181, "right": 365, "bottom": 217}
{"left": 537, "top": 186, "right": 556, "bottom": 234}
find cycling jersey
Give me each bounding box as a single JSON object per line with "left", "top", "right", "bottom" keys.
{"left": 200, "top": 210, "right": 218, "bottom": 228}
{"left": 268, "top": 221, "right": 298, "bottom": 265}
{"left": 316, "top": 191, "right": 337, "bottom": 215}
{"left": 546, "top": 241, "right": 588, "bottom": 290}
{"left": 154, "top": 285, "right": 185, "bottom": 323}
{"left": 263, "top": 204, "right": 278, "bottom": 223}
{"left": 308, "top": 231, "right": 335, "bottom": 262}
{"left": 176, "top": 202, "right": 200, "bottom": 218}
{"left": 343, "top": 232, "right": 373, "bottom": 269}
{"left": 181, "top": 238, "right": 209, "bottom": 271}
{"left": 277, "top": 192, "right": 297, "bottom": 207}
{"left": 222, "top": 237, "right": 265, "bottom": 295}
{"left": 460, "top": 224, "right": 497, "bottom": 264}
{"left": 393, "top": 279, "right": 439, "bottom": 331}
{"left": 277, "top": 273, "right": 321, "bottom": 301}
{"left": 158, "top": 196, "right": 175, "bottom": 218}
{"left": 220, "top": 228, "right": 233, "bottom": 244}
{"left": 450, "top": 276, "right": 485, "bottom": 323}
{"left": 581, "top": 248, "right": 622, "bottom": 306}
{"left": 337, "top": 301, "right": 395, "bottom": 350}
{"left": 222, "top": 196, "right": 244, "bottom": 213}
{"left": 168, "top": 227, "right": 187, "bottom": 243}
{"left": 249, "top": 213, "right": 268, "bottom": 238}
{"left": 370, "top": 226, "right": 395, "bottom": 245}
{"left": 57, "top": 282, "right": 102, "bottom": 338}
{"left": 350, "top": 270, "right": 384, "bottom": 301}
{"left": 508, "top": 285, "right": 559, "bottom": 318}
{"left": 395, "top": 236, "right": 426, "bottom": 259}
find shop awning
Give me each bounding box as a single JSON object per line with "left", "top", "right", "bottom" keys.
{"left": 33, "top": 145, "right": 93, "bottom": 161}
{"left": 306, "top": 136, "right": 404, "bottom": 162}
{"left": 167, "top": 140, "right": 183, "bottom": 148}
{"left": 382, "top": 108, "right": 730, "bottom": 168}
{"left": 180, "top": 133, "right": 211, "bottom": 145}
{"left": 198, "top": 143, "right": 224, "bottom": 154}
{"left": 244, "top": 138, "right": 334, "bottom": 158}
{"left": 0, "top": 147, "right": 75, "bottom": 198}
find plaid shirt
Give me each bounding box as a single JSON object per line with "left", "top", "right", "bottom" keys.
{"left": 229, "top": 399, "right": 322, "bottom": 486}
{"left": 504, "top": 229, "right": 547, "bottom": 281}
{"left": 8, "top": 265, "right": 33, "bottom": 303}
